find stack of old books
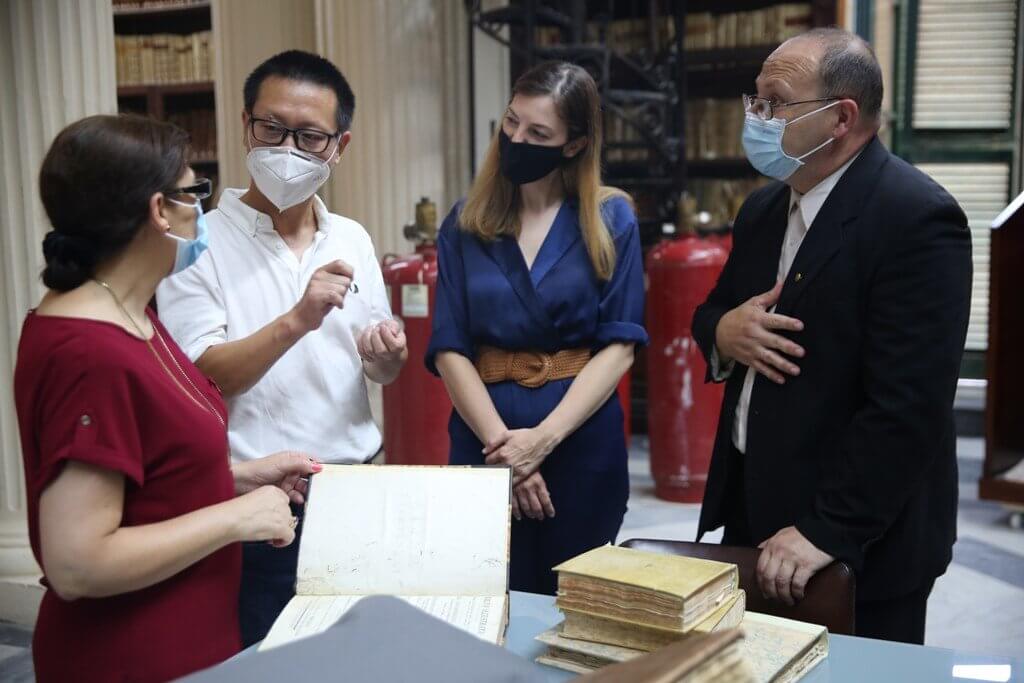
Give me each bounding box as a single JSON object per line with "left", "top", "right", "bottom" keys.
{"left": 537, "top": 545, "right": 828, "bottom": 683}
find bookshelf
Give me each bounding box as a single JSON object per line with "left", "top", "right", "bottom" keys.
{"left": 471, "top": 1, "right": 836, "bottom": 242}
{"left": 468, "top": 0, "right": 838, "bottom": 433}
{"left": 112, "top": 0, "right": 218, "bottom": 208}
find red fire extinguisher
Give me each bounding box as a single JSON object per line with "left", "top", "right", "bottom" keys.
{"left": 381, "top": 198, "right": 452, "bottom": 465}
{"left": 645, "top": 226, "right": 731, "bottom": 502}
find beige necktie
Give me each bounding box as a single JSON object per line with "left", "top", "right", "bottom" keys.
{"left": 778, "top": 200, "right": 807, "bottom": 283}
{"left": 733, "top": 200, "right": 807, "bottom": 454}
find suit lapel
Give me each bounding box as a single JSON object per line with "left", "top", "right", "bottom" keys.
{"left": 775, "top": 137, "right": 890, "bottom": 315}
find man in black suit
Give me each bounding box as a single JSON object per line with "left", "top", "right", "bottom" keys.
{"left": 693, "top": 28, "right": 972, "bottom": 644}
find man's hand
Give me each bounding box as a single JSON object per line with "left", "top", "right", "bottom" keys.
{"left": 715, "top": 281, "right": 805, "bottom": 384}
{"left": 357, "top": 319, "right": 407, "bottom": 364}
{"left": 757, "top": 526, "right": 834, "bottom": 605}
{"left": 511, "top": 471, "right": 556, "bottom": 521}
{"left": 289, "top": 260, "right": 355, "bottom": 333}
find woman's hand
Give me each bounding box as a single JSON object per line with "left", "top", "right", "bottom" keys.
{"left": 231, "top": 485, "right": 297, "bottom": 548}
{"left": 511, "top": 472, "right": 556, "bottom": 521}
{"left": 233, "top": 451, "right": 322, "bottom": 504}
{"left": 484, "top": 427, "right": 561, "bottom": 484}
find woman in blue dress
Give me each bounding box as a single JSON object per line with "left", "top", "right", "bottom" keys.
{"left": 425, "top": 61, "right": 648, "bottom": 595}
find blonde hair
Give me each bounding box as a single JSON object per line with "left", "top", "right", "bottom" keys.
{"left": 459, "top": 61, "right": 629, "bottom": 281}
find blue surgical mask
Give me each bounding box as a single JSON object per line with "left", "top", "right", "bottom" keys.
{"left": 166, "top": 197, "right": 209, "bottom": 274}
{"left": 741, "top": 100, "right": 841, "bottom": 181}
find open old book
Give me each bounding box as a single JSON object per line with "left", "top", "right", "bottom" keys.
{"left": 260, "top": 465, "right": 512, "bottom": 651}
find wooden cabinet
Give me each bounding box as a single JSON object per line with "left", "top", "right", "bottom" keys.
{"left": 981, "top": 191, "right": 1024, "bottom": 509}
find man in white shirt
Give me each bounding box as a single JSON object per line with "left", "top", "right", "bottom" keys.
{"left": 693, "top": 29, "right": 971, "bottom": 644}
{"left": 158, "top": 50, "right": 407, "bottom": 646}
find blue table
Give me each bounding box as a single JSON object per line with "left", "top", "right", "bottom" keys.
{"left": 508, "top": 591, "right": 1024, "bottom": 682}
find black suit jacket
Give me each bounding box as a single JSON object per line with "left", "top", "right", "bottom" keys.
{"left": 692, "top": 137, "right": 972, "bottom": 601}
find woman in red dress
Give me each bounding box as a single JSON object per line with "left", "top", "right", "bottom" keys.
{"left": 13, "top": 114, "right": 320, "bottom": 682}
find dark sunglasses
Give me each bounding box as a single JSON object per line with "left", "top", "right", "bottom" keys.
{"left": 165, "top": 178, "right": 213, "bottom": 201}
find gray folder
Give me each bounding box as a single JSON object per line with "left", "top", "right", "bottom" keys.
{"left": 180, "top": 595, "right": 543, "bottom": 682}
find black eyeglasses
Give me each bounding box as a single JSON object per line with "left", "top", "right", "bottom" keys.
{"left": 165, "top": 177, "right": 212, "bottom": 201}
{"left": 249, "top": 116, "right": 339, "bottom": 154}
{"left": 742, "top": 94, "right": 841, "bottom": 121}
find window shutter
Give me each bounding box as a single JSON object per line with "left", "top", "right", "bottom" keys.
{"left": 913, "top": 0, "right": 1017, "bottom": 130}
{"left": 915, "top": 162, "right": 1010, "bottom": 350}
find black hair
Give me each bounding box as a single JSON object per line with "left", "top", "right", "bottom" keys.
{"left": 38, "top": 114, "right": 189, "bottom": 291}
{"left": 243, "top": 50, "right": 356, "bottom": 133}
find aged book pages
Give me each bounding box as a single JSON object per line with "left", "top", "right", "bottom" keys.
{"left": 296, "top": 465, "right": 510, "bottom": 596}
{"left": 739, "top": 612, "right": 827, "bottom": 683}
{"left": 555, "top": 545, "right": 738, "bottom": 631}
{"left": 561, "top": 590, "right": 746, "bottom": 651}
{"left": 260, "top": 465, "right": 511, "bottom": 651}
{"left": 552, "top": 630, "right": 754, "bottom": 683}
{"left": 262, "top": 593, "right": 507, "bottom": 650}
{"left": 537, "top": 646, "right": 752, "bottom": 682}
{"left": 539, "top": 610, "right": 827, "bottom": 683}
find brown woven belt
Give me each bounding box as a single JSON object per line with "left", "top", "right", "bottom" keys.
{"left": 476, "top": 346, "right": 591, "bottom": 388}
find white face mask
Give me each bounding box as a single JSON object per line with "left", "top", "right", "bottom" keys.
{"left": 246, "top": 143, "right": 335, "bottom": 211}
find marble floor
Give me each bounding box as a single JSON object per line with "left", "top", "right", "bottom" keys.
{"left": 1, "top": 437, "right": 1021, "bottom": 680}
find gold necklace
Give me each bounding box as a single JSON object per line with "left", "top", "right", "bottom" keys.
{"left": 93, "top": 279, "right": 225, "bottom": 426}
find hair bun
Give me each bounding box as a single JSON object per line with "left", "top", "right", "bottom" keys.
{"left": 41, "top": 231, "right": 99, "bottom": 290}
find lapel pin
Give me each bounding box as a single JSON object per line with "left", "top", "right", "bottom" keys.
{"left": 794, "top": 273, "right": 803, "bottom": 282}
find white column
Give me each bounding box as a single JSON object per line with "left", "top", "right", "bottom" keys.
{"left": 439, "top": 0, "right": 473, "bottom": 210}
{"left": 313, "top": 0, "right": 471, "bottom": 256}
{"left": 0, "top": 0, "right": 117, "bottom": 626}
{"left": 211, "top": 0, "right": 316, "bottom": 192}
{"left": 311, "top": 0, "right": 471, "bottom": 427}
{"left": 871, "top": 0, "right": 897, "bottom": 145}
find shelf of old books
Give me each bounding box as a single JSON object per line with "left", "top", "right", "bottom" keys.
{"left": 686, "top": 159, "right": 758, "bottom": 179}
{"left": 117, "top": 80, "right": 214, "bottom": 97}
{"left": 472, "top": 0, "right": 838, "bottom": 434}
{"left": 112, "top": 0, "right": 210, "bottom": 17}
{"left": 114, "top": 33, "right": 213, "bottom": 87}
{"left": 111, "top": 0, "right": 219, "bottom": 203}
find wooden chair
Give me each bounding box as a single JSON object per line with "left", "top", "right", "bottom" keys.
{"left": 620, "top": 538, "right": 856, "bottom": 635}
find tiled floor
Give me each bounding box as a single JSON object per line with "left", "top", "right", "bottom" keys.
{"left": 2, "top": 436, "right": 1021, "bottom": 680}
{"left": 0, "top": 626, "right": 32, "bottom": 682}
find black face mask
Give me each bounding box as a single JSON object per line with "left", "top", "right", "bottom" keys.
{"left": 498, "top": 129, "right": 567, "bottom": 185}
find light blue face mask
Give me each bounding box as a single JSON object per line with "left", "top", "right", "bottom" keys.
{"left": 166, "top": 197, "right": 209, "bottom": 274}
{"left": 741, "top": 100, "right": 841, "bottom": 181}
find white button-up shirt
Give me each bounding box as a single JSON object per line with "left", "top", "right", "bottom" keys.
{"left": 716, "top": 153, "right": 860, "bottom": 453}
{"left": 156, "top": 189, "right": 391, "bottom": 463}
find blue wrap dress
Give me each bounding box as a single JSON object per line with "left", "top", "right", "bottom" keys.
{"left": 425, "top": 195, "right": 648, "bottom": 594}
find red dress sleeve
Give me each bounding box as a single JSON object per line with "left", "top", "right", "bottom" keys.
{"left": 33, "top": 345, "right": 146, "bottom": 492}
